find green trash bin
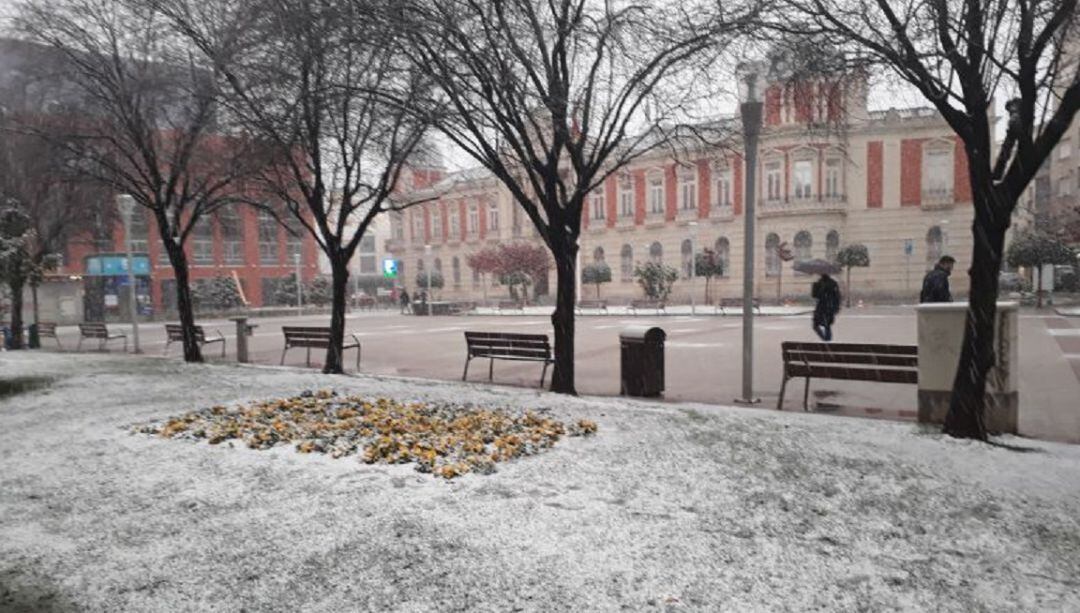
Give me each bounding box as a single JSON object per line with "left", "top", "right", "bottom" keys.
{"left": 28, "top": 323, "right": 40, "bottom": 349}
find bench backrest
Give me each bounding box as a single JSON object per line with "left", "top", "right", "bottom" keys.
{"left": 165, "top": 324, "right": 206, "bottom": 342}
{"left": 37, "top": 322, "right": 57, "bottom": 335}
{"left": 465, "top": 331, "right": 551, "bottom": 359}
{"left": 282, "top": 326, "right": 333, "bottom": 347}
{"left": 781, "top": 341, "right": 918, "bottom": 383}
{"left": 79, "top": 322, "right": 110, "bottom": 338}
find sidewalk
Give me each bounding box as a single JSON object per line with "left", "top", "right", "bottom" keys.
{"left": 471, "top": 304, "right": 814, "bottom": 317}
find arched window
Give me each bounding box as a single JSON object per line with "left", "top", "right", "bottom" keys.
{"left": 765, "top": 233, "right": 780, "bottom": 277}
{"left": 826, "top": 230, "right": 840, "bottom": 262}
{"left": 793, "top": 231, "right": 812, "bottom": 275}
{"left": 715, "top": 237, "right": 730, "bottom": 277}
{"left": 620, "top": 244, "right": 633, "bottom": 281}
{"left": 452, "top": 256, "right": 461, "bottom": 286}
{"left": 681, "top": 239, "right": 694, "bottom": 278}
{"left": 649, "top": 241, "right": 663, "bottom": 264}
{"left": 434, "top": 257, "right": 443, "bottom": 276}
{"left": 926, "top": 225, "right": 943, "bottom": 269}
{"left": 593, "top": 246, "right": 605, "bottom": 263}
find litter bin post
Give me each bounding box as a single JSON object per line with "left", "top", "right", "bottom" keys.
{"left": 230, "top": 316, "right": 257, "bottom": 363}
{"left": 619, "top": 326, "right": 666, "bottom": 397}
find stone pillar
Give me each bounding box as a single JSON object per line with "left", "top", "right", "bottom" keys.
{"left": 916, "top": 302, "right": 1019, "bottom": 434}
{"left": 230, "top": 317, "right": 256, "bottom": 363}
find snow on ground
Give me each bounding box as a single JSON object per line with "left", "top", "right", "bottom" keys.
{"left": 2, "top": 352, "right": 1079, "bottom": 612}
{"left": 472, "top": 305, "right": 813, "bottom": 317}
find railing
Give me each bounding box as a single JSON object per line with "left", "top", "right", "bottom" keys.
{"left": 710, "top": 203, "right": 735, "bottom": 220}
{"left": 758, "top": 196, "right": 847, "bottom": 217}
{"left": 921, "top": 188, "right": 954, "bottom": 209}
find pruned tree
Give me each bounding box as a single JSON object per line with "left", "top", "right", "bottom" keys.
{"left": 835, "top": 243, "right": 869, "bottom": 308}
{"left": 466, "top": 248, "right": 500, "bottom": 302}
{"left": 581, "top": 263, "right": 612, "bottom": 299}
{"left": 158, "top": 0, "right": 434, "bottom": 373}
{"left": 634, "top": 261, "right": 679, "bottom": 301}
{"left": 493, "top": 242, "right": 550, "bottom": 304}
{"left": 401, "top": 0, "right": 750, "bottom": 393}
{"left": 191, "top": 275, "right": 245, "bottom": 312}
{"left": 17, "top": 0, "right": 263, "bottom": 362}
{"left": 414, "top": 270, "right": 445, "bottom": 299}
{"left": 1006, "top": 230, "right": 1076, "bottom": 307}
{"left": 768, "top": 0, "right": 1080, "bottom": 439}
{"left": 694, "top": 248, "right": 725, "bottom": 304}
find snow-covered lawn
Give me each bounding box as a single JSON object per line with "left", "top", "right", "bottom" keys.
{"left": 2, "top": 352, "right": 1079, "bottom": 611}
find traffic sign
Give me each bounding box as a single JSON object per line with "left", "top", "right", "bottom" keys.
{"left": 382, "top": 258, "right": 399, "bottom": 278}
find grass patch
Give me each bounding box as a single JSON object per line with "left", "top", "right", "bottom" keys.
{"left": 0, "top": 376, "right": 54, "bottom": 399}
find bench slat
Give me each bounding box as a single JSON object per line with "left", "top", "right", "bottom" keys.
{"left": 782, "top": 342, "right": 917, "bottom": 356}
{"left": 785, "top": 351, "right": 918, "bottom": 368}
{"left": 786, "top": 364, "right": 918, "bottom": 384}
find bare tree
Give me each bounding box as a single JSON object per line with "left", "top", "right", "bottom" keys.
{"left": 0, "top": 111, "right": 109, "bottom": 347}
{"left": 401, "top": 0, "right": 749, "bottom": 394}
{"left": 766, "top": 0, "right": 1080, "bottom": 439}
{"left": 158, "top": 0, "right": 433, "bottom": 373}
{"left": 17, "top": 0, "right": 262, "bottom": 361}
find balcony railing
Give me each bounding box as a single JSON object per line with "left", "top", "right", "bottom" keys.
{"left": 921, "top": 187, "right": 954, "bottom": 209}
{"left": 710, "top": 203, "right": 735, "bottom": 220}
{"left": 758, "top": 195, "right": 847, "bottom": 217}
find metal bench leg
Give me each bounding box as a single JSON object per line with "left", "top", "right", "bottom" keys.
{"left": 77, "top": 336, "right": 83, "bottom": 351}
{"left": 462, "top": 356, "right": 472, "bottom": 381}
{"left": 777, "top": 374, "right": 788, "bottom": 410}
{"left": 355, "top": 346, "right": 360, "bottom": 371}
{"left": 221, "top": 339, "right": 226, "bottom": 359}
{"left": 306, "top": 346, "right": 311, "bottom": 367}
{"left": 280, "top": 345, "right": 289, "bottom": 365}
{"left": 802, "top": 377, "right": 812, "bottom": 411}
{"left": 163, "top": 340, "right": 171, "bottom": 356}
{"left": 540, "top": 361, "right": 549, "bottom": 388}
{"left": 489, "top": 358, "right": 494, "bottom": 381}
{"left": 123, "top": 337, "right": 128, "bottom": 353}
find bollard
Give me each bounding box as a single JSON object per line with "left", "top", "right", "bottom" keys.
{"left": 230, "top": 316, "right": 256, "bottom": 363}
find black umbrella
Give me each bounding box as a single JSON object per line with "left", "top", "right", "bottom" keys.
{"left": 792, "top": 258, "right": 840, "bottom": 275}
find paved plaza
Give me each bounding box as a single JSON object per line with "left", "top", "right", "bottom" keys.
{"left": 37, "top": 306, "right": 1080, "bottom": 443}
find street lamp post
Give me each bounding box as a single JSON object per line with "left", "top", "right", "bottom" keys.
{"left": 294, "top": 252, "right": 303, "bottom": 312}
{"left": 424, "top": 244, "right": 432, "bottom": 316}
{"left": 116, "top": 194, "right": 141, "bottom": 354}
{"left": 736, "top": 63, "right": 765, "bottom": 405}
{"left": 687, "top": 221, "right": 698, "bottom": 315}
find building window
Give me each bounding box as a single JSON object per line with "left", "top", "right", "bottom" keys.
{"left": 649, "top": 241, "right": 663, "bottom": 264}
{"left": 488, "top": 202, "right": 499, "bottom": 233}
{"left": 512, "top": 206, "right": 522, "bottom": 236}
{"left": 219, "top": 209, "right": 244, "bottom": 265}
{"left": 258, "top": 209, "right": 279, "bottom": 265}
{"left": 714, "top": 164, "right": 732, "bottom": 210}
{"left": 192, "top": 216, "right": 214, "bottom": 266}
{"left": 792, "top": 160, "right": 813, "bottom": 200}
{"left": 618, "top": 173, "right": 634, "bottom": 218}
{"left": 412, "top": 210, "right": 424, "bottom": 240}
{"left": 590, "top": 190, "right": 605, "bottom": 221}
{"left": 926, "top": 225, "right": 943, "bottom": 269}
{"left": 431, "top": 206, "right": 443, "bottom": 241}
{"left": 824, "top": 158, "right": 842, "bottom": 198}
{"left": 358, "top": 235, "right": 377, "bottom": 274}
{"left": 765, "top": 161, "right": 782, "bottom": 202}
{"left": 647, "top": 170, "right": 664, "bottom": 215}
{"left": 826, "top": 230, "right": 840, "bottom": 262}
{"left": 593, "top": 246, "right": 605, "bottom": 263}
{"left": 922, "top": 145, "right": 954, "bottom": 201}
{"left": 283, "top": 214, "right": 303, "bottom": 264}
{"left": 452, "top": 256, "right": 461, "bottom": 287}
{"left": 620, "top": 244, "right": 633, "bottom": 281}
{"left": 468, "top": 203, "right": 479, "bottom": 235}
{"left": 793, "top": 231, "right": 812, "bottom": 267}
{"left": 678, "top": 167, "right": 697, "bottom": 211}
{"left": 714, "top": 237, "right": 730, "bottom": 277}
{"left": 681, "top": 239, "right": 693, "bottom": 279}
{"left": 392, "top": 212, "right": 404, "bottom": 240}
{"left": 128, "top": 209, "right": 149, "bottom": 256}
{"left": 449, "top": 206, "right": 461, "bottom": 239}
{"left": 765, "top": 233, "right": 780, "bottom": 277}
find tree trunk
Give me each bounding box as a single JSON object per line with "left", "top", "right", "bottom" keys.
{"left": 323, "top": 259, "right": 350, "bottom": 374}
{"left": 1035, "top": 265, "right": 1044, "bottom": 309}
{"left": 8, "top": 279, "right": 25, "bottom": 350}
{"left": 943, "top": 202, "right": 1008, "bottom": 441}
{"left": 164, "top": 240, "right": 203, "bottom": 363}
{"left": 704, "top": 277, "right": 710, "bottom": 304}
{"left": 31, "top": 283, "right": 39, "bottom": 325}
{"left": 550, "top": 248, "right": 578, "bottom": 395}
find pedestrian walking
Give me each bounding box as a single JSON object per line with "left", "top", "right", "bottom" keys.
{"left": 920, "top": 255, "right": 955, "bottom": 303}
{"left": 811, "top": 273, "right": 842, "bottom": 342}
{"left": 399, "top": 288, "right": 411, "bottom": 314}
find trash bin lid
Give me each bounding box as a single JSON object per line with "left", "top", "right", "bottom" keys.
{"left": 619, "top": 325, "right": 666, "bottom": 343}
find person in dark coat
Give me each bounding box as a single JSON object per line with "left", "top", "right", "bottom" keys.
{"left": 811, "top": 273, "right": 842, "bottom": 342}
{"left": 920, "top": 255, "right": 955, "bottom": 303}
{"left": 399, "top": 288, "right": 411, "bottom": 314}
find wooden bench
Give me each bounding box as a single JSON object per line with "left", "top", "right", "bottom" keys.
{"left": 463, "top": 331, "right": 553, "bottom": 386}
{"left": 281, "top": 326, "right": 361, "bottom": 370}
{"left": 716, "top": 297, "right": 762, "bottom": 315}
{"left": 35, "top": 322, "right": 61, "bottom": 348}
{"left": 77, "top": 322, "right": 127, "bottom": 352}
{"left": 778, "top": 342, "right": 918, "bottom": 411}
{"left": 629, "top": 299, "right": 665, "bottom": 315}
{"left": 576, "top": 299, "right": 609, "bottom": 314}
{"left": 164, "top": 324, "right": 226, "bottom": 358}
{"left": 497, "top": 300, "right": 525, "bottom": 313}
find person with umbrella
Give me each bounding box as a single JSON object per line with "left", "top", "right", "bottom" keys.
{"left": 796, "top": 259, "right": 842, "bottom": 342}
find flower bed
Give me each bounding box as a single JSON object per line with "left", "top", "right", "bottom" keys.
{"left": 136, "top": 390, "right": 596, "bottom": 479}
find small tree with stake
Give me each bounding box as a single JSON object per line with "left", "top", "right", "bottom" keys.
{"left": 694, "top": 249, "right": 724, "bottom": 304}
{"left": 1006, "top": 231, "right": 1076, "bottom": 308}
{"left": 634, "top": 262, "right": 679, "bottom": 302}
{"left": 581, "top": 263, "right": 612, "bottom": 299}
{"left": 835, "top": 244, "right": 870, "bottom": 308}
